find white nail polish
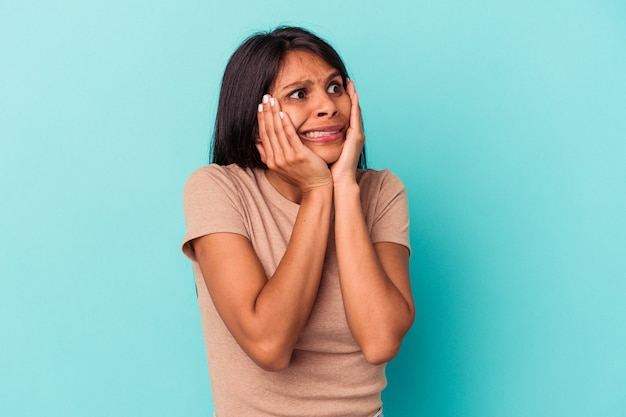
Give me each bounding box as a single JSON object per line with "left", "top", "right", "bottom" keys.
{"left": 270, "top": 97, "right": 275, "bottom": 106}
{"left": 258, "top": 103, "right": 263, "bottom": 112}
{"left": 279, "top": 112, "right": 284, "bottom": 119}
{"left": 263, "top": 95, "right": 269, "bottom": 103}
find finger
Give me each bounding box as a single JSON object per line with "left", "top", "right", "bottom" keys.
{"left": 268, "top": 95, "right": 293, "bottom": 156}
{"left": 257, "top": 98, "right": 276, "bottom": 162}
{"left": 263, "top": 94, "right": 292, "bottom": 168}
{"left": 332, "top": 81, "right": 364, "bottom": 173}
{"left": 264, "top": 95, "right": 296, "bottom": 165}
{"left": 347, "top": 80, "right": 363, "bottom": 135}
{"left": 278, "top": 110, "right": 305, "bottom": 151}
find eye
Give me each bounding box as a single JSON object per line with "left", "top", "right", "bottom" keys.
{"left": 327, "top": 82, "right": 341, "bottom": 94}
{"left": 288, "top": 89, "right": 306, "bottom": 99}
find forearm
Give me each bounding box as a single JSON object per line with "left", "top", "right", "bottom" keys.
{"left": 195, "top": 185, "right": 333, "bottom": 371}
{"left": 250, "top": 186, "right": 333, "bottom": 363}
{"left": 333, "top": 182, "right": 414, "bottom": 363}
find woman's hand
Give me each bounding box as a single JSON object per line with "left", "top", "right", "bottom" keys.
{"left": 330, "top": 80, "right": 365, "bottom": 186}
{"left": 256, "top": 94, "right": 332, "bottom": 195}
{"left": 194, "top": 99, "right": 335, "bottom": 373}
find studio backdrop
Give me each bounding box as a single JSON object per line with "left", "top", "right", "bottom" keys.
{"left": 1, "top": 1, "right": 625, "bottom": 416}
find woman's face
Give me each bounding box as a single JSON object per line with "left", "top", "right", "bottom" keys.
{"left": 269, "top": 50, "right": 351, "bottom": 165}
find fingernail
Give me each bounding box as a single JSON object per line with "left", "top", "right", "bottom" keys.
{"left": 263, "top": 94, "right": 269, "bottom": 103}
{"left": 258, "top": 103, "right": 263, "bottom": 112}
{"left": 279, "top": 111, "right": 284, "bottom": 119}
{"left": 270, "top": 97, "right": 275, "bottom": 106}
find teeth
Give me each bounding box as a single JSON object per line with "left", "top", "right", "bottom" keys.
{"left": 304, "top": 130, "right": 339, "bottom": 138}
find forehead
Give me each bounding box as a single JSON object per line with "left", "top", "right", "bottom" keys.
{"left": 273, "top": 50, "right": 338, "bottom": 87}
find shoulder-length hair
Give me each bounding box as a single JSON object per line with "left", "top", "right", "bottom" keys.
{"left": 212, "top": 26, "right": 366, "bottom": 169}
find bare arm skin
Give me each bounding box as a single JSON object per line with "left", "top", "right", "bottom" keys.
{"left": 192, "top": 81, "right": 413, "bottom": 371}
{"left": 331, "top": 81, "right": 415, "bottom": 364}
{"left": 193, "top": 95, "right": 333, "bottom": 372}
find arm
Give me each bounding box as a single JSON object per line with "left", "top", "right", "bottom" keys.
{"left": 331, "top": 81, "right": 415, "bottom": 364}
{"left": 333, "top": 184, "right": 414, "bottom": 364}
{"left": 193, "top": 95, "right": 333, "bottom": 372}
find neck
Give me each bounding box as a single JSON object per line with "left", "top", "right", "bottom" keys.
{"left": 265, "top": 170, "right": 303, "bottom": 204}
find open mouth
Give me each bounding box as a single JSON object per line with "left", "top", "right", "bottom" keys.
{"left": 299, "top": 125, "right": 344, "bottom": 142}
{"left": 303, "top": 130, "right": 341, "bottom": 139}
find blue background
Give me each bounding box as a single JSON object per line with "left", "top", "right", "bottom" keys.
{"left": 1, "top": 1, "right": 625, "bottom": 416}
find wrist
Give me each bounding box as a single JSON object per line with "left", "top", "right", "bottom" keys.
{"left": 301, "top": 182, "right": 334, "bottom": 202}
{"left": 333, "top": 181, "right": 360, "bottom": 198}
{"left": 332, "top": 170, "right": 358, "bottom": 188}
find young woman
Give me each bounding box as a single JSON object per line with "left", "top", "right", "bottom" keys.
{"left": 182, "top": 26, "right": 414, "bottom": 417}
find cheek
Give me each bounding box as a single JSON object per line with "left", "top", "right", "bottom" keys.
{"left": 280, "top": 105, "right": 306, "bottom": 129}
{"left": 338, "top": 97, "right": 352, "bottom": 120}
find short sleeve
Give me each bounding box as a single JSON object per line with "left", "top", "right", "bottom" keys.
{"left": 181, "top": 165, "right": 249, "bottom": 261}
{"left": 363, "top": 169, "right": 411, "bottom": 254}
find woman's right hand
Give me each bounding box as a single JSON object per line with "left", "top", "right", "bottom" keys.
{"left": 193, "top": 94, "right": 335, "bottom": 371}
{"left": 256, "top": 94, "right": 332, "bottom": 195}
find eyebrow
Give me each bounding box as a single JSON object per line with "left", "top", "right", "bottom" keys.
{"left": 279, "top": 71, "right": 342, "bottom": 92}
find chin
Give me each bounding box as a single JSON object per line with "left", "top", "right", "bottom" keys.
{"left": 317, "top": 151, "right": 341, "bottom": 165}
{"left": 308, "top": 143, "right": 343, "bottom": 165}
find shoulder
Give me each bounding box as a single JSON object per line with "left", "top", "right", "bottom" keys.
{"left": 183, "top": 164, "right": 259, "bottom": 198}
{"left": 357, "top": 168, "right": 411, "bottom": 250}
{"left": 357, "top": 168, "right": 406, "bottom": 195}
{"left": 181, "top": 165, "right": 256, "bottom": 259}
{"left": 185, "top": 163, "right": 248, "bottom": 189}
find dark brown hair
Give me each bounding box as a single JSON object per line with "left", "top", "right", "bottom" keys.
{"left": 212, "top": 26, "right": 366, "bottom": 169}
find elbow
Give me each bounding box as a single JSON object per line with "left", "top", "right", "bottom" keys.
{"left": 248, "top": 341, "right": 293, "bottom": 372}
{"left": 362, "top": 339, "right": 402, "bottom": 365}
{"left": 254, "top": 355, "right": 291, "bottom": 372}
{"left": 361, "top": 317, "right": 414, "bottom": 365}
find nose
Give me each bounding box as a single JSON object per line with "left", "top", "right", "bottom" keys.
{"left": 314, "top": 92, "right": 338, "bottom": 118}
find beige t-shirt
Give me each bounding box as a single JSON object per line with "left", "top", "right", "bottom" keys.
{"left": 182, "top": 164, "right": 410, "bottom": 417}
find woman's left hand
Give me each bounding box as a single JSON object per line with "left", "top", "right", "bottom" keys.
{"left": 330, "top": 80, "right": 365, "bottom": 186}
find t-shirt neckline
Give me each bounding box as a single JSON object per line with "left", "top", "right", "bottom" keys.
{"left": 256, "top": 168, "right": 301, "bottom": 213}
